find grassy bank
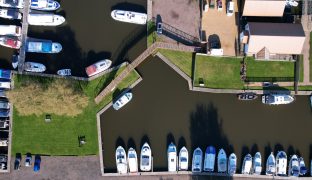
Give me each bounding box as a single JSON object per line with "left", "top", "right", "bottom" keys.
{"left": 11, "top": 68, "right": 140, "bottom": 155}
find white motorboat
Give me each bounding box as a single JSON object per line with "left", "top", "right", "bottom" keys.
{"left": 203, "top": 146, "right": 216, "bottom": 172}
{"left": 24, "top": 62, "right": 46, "bottom": 73}
{"left": 112, "top": 92, "right": 133, "bottom": 110}
{"left": 85, "top": 59, "right": 112, "bottom": 77}
{"left": 178, "top": 146, "right": 188, "bottom": 171}
{"left": 0, "top": 8, "right": 22, "bottom": 19}
{"left": 140, "top": 142, "right": 152, "bottom": 172}
{"left": 266, "top": 152, "right": 276, "bottom": 175}
{"left": 0, "top": 25, "right": 21, "bottom": 36}
{"left": 241, "top": 154, "right": 252, "bottom": 174}
{"left": 111, "top": 10, "right": 147, "bottom": 25}
{"left": 276, "top": 151, "right": 287, "bottom": 176}
{"left": 299, "top": 157, "right": 307, "bottom": 176}
{"left": 0, "top": 0, "right": 23, "bottom": 8}
{"left": 30, "top": 0, "right": 60, "bottom": 11}
{"left": 228, "top": 153, "right": 237, "bottom": 175}
{"left": 192, "top": 147, "right": 202, "bottom": 173}
{"left": 57, "top": 69, "right": 71, "bottom": 76}
{"left": 217, "top": 148, "right": 227, "bottom": 173}
{"left": 115, "top": 146, "right": 127, "bottom": 174}
{"left": 28, "top": 13, "right": 65, "bottom": 26}
{"left": 0, "top": 36, "right": 21, "bottom": 49}
{"left": 167, "top": 142, "right": 177, "bottom": 172}
{"left": 286, "top": 0, "right": 298, "bottom": 7}
{"left": 262, "top": 94, "right": 294, "bottom": 105}
{"left": 26, "top": 38, "right": 62, "bottom": 53}
{"left": 288, "top": 155, "right": 299, "bottom": 177}
{"left": 127, "top": 147, "right": 138, "bottom": 173}
{"left": 253, "top": 152, "right": 262, "bottom": 175}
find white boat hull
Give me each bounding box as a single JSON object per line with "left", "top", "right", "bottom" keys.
{"left": 116, "top": 146, "right": 128, "bottom": 174}
{"left": 30, "top": 0, "right": 60, "bottom": 11}
{"left": 276, "top": 151, "right": 287, "bottom": 176}
{"left": 28, "top": 13, "right": 65, "bottom": 26}
{"left": 0, "top": 8, "right": 22, "bottom": 20}
{"left": 178, "top": 146, "right": 188, "bottom": 171}
{"left": 111, "top": 10, "right": 147, "bottom": 25}
{"left": 266, "top": 153, "right": 276, "bottom": 175}
{"left": 24, "top": 62, "right": 46, "bottom": 73}
{"left": 217, "top": 149, "right": 227, "bottom": 173}
{"left": 112, "top": 92, "right": 133, "bottom": 110}
{"left": 0, "top": 25, "right": 21, "bottom": 36}
{"left": 167, "top": 143, "right": 177, "bottom": 172}
{"left": 85, "top": 59, "right": 112, "bottom": 77}
{"left": 140, "top": 143, "right": 152, "bottom": 171}
{"left": 127, "top": 148, "right": 138, "bottom": 173}
{"left": 192, "top": 147, "right": 202, "bottom": 172}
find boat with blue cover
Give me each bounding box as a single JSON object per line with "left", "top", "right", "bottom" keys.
{"left": 31, "top": 0, "right": 60, "bottom": 11}
{"left": 299, "top": 157, "right": 307, "bottom": 176}
{"left": 0, "top": 8, "right": 22, "bottom": 20}
{"left": 266, "top": 152, "right": 275, "bottom": 175}
{"left": 0, "top": 69, "right": 11, "bottom": 80}
{"left": 167, "top": 142, "right": 177, "bottom": 172}
{"left": 253, "top": 152, "right": 262, "bottom": 175}
{"left": 217, "top": 148, "right": 227, "bottom": 173}
{"left": 203, "top": 146, "right": 216, "bottom": 172}
{"left": 192, "top": 147, "right": 203, "bottom": 173}
{"left": 228, "top": 153, "right": 237, "bottom": 175}
{"left": 288, "top": 155, "right": 299, "bottom": 177}
{"left": 276, "top": 151, "right": 287, "bottom": 176}
{"left": 0, "top": 0, "right": 23, "bottom": 8}
{"left": 26, "top": 38, "right": 62, "bottom": 53}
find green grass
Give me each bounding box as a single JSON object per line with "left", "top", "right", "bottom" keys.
{"left": 12, "top": 68, "right": 140, "bottom": 155}
{"left": 194, "top": 55, "right": 244, "bottom": 89}
{"left": 159, "top": 49, "right": 193, "bottom": 77}
{"left": 147, "top": 21, "right": 157, "bottom": 47}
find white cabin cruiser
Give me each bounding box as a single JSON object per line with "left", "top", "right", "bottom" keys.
{"left": 140, "top": 142, "right": 152, "bottom": 171}
{"left": 288, "top": 155, "right": 299, "bottom": 177}
{"left": 24, "top": 62, "right": 46, "bottom": 72}
{"left": 85, "top": 59, "right": 112, "bottom": 77}
{"left": 204, "top": 146, "right": 216, "bottom": 172}
{"left": 276, "top": 151, "right": 287, "bottom": 176}
{"left": 266, "top": 152, "right": 276, "bottom": 175}
{"left": 262, "top": 94, "right": 294, "bottom": 105}
{"left": 30, "top": 0, "right": 60, "bottom": 11}
{"left": 0, "top": 0, "right": 23, "bottom": 8}
{"left": 112, "top": 92, "right": 133, "bottom": 110}
{"left": 192, "top": 147, "right": 202, "bottom": 173}
{"left": 115, "top": 146, "right": 127, "bottom": 174}
{"left": 178, "top": 146, "right": 188, "bottom": 171}
{"left": 241, "top": 154, "right": 252, "bottom": 174}
{"left": 217, "top": 148, "right": 227, "bottom": 173}
{"left": 57, "top": 69, "right": 71, "bottom": 76}
{"left": 28, "top": 13, "right": 65, "bottom": 26}
{"left": 127, "top": 147, "right": 138, "bottom": 173}
{"left": 26, "top": 39, "right": 62, "bottom": 53}
{"left": 111, "top": 10, "right": 147, "bottom": 25}
{"left": 253, "top": 152, "right": 262, "bottom": 175}
{"left": 228, "top": 153, "right": 237, "bottom": 175}
{"left": 167, "top": 142, "right": 177, "bottom": 172}
{"left": 0, "top": 8, "right": 22, "bottom": 19}
{"left": 0, "top": 25, "right": 21, "bottom": 36}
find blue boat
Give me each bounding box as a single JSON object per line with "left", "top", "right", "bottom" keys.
{"left": 0, "top": 69, "right": 11, "bottom": 80}
{"left": 26, "top": 38, "right": 62, "bottom": 53}
{"left": 203, "top": 146, "right": 216, "bottom": 172}
{"left": 299, "top": 157, "right": 307, "bottom": 176}
{"left": 31, "top": 0, "right": 60, "bottom": 11}
{"left": 192, "top": 147, "right": 203, "bottom": 173}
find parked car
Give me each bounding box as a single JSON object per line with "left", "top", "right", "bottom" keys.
{"left": 157, "top": 22, "right": 162, "bottom": 35}
{"left": 25, "top": 153, "right": 32, "bottom": 167}
{"left": 226, "top": 1, "right": 234, "bottom": 16}
{"left": 34, "top": 155, "right": 41, "bottom": 172}
{"left": 14, "top": 154, "right": 21, "bottom": 170}
{"left": 217, "top": 0, "right": 222, "bottom": 11}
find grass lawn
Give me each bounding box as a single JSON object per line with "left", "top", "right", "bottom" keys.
{"left": 194, "top": 55, "right": 244, "bottom": 89}
{"left": 12, "top": 68, "right": 140, "bottom": 155}
{"left": 158, "top": 49, "right": 193, "bottom": 77}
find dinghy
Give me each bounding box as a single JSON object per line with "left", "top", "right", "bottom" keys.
{"left": 85, "top": 59, "right": 112, "bottom": 77}
{"left": 178, "top": 146, "right": 188, "bottom": 171}
{"left": 299, "top": 157, "right": 307, "bottom": 176}
{"left": 115, "top": 146, "right": 128, "bottom": 174}
{"left": 241, "top": 154, "right": 252, "bottom": 174}
{"left": 111, "top": 10, "right": 147, "bottom": 25}
{"left": 228, "top": 153, "right": 237, "bottom": 175}
{"left": 167, "top": 142, "right": 177, "bottom": 172}
{"left": 24, "top": 62, "right": 46, "bottom": 73}
{"left": 57, "top": 69, "right": 71, "bottom": 76}
{"left": 30, "top": 0, "right": 60, "bottom": 11}
{"left": 127, "top": 147, "right": 138, "bottom": 173}
{"left": 288, "top": 155, "right": 299, "bottom": 177}
{"left": 0, "top": 8, "right": 22, "bottom": 20}
{"left": 266, "top": 152, "right": 276, "bottom": 175}
{"left": 276, "top": 151, "right": 287, "bottom": 176}
{"left": 217, "top": 148, "right": 227, "bottom": 173}
{"left": 192, "top": 147, "right": 202, "bottom": 173}
{"left": 253, "top": 152, "right": 262, "bottom": 175}
{"left": 140, "top": 142, "right": 152, "bottom": 172}
{"left": 204, "top": 146, "right": 216, "bottom": 172}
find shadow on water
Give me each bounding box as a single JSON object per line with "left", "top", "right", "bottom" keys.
{"left": 166, "top": 133, "right": 175, "bottom": 147}
{"left": 274, "top": 144, "right": 284, "bottom": 154}
{"left": 140, "top": 134, "right": 150, "bottom": 149}
{"left": 111, "top": 2, "right": 146, "bottom": 13}
{"left": 287, "top": 145, "right": 295, "bottom": 157}
{"left": 240, "top": 146, "right": 250, "bottom": 172}
{"left": 250, "top": 144, "right": 259, "bottom": 155}
{"left": 115, "top": 136, "right": 126, "bottom": 149}
{"left": 177, "top": 136, "right": 187, "bottom": 151}
{"left": 127, "top": 138, "right": 136, "bottom": 151}
{"left": 264, "top": 143, "right": 273, "bottom": 160}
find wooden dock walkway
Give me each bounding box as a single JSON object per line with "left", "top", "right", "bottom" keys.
{"left": 94, "top": 42, "right": 199, "bottom": 104}
{"left": 18, "top": 0, "right": 31, "bottom": 72}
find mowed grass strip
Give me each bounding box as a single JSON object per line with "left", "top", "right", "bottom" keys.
{"left": 194, "top": 55, "right": 244, "bottom": 89}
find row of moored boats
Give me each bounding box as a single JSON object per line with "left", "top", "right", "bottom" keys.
{"left": 115, "top": 143, "right": 310, "bottom": 177}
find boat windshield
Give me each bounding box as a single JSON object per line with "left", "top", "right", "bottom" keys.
{"left": 180, "top": 157, "right": 187, "bottom": 162}
{"left": 129, "top": 154, "right": 136, "bottom": 158}
{"left": 117, "top": 155, "right": 124, "bottom": 159}
{"left": 142, "top": 155, "right": 150, "bottom": 165}
{"left": 5, "top": 0, "right": 19, "bottom": 6}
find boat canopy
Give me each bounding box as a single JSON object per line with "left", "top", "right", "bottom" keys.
{"left": 141, "top": 155, "right": 150, "bottom": 165}
{"left": 4, "top": 0, "right": 19, "bottom": 6}
{"left": 7, "top": 9, "right": 16, "bottom": 16}
{"left": 28, "top": 42, "right": 52, "bottom": 52}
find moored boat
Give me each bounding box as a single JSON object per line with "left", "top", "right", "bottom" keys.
{"left": 203, "top": 146, "right": 216, "bottom": 172}
{"left": 24, "top": 62, "right": 46, "bottom": 73}
{"left": 140, "top": 142, "right": 152, "bottom": 172}
{"left": 192, "top": 147, "right": 202, "bottom": 173}
{"left": 178, "top": 146, "right": 188, "bottom": 171}
{"left": 310, "top": 95, "right": 312, "bottom": 108}
{"left": 0, "top": 25, "right": 21, "bottom": 36}
{"left": 262, "top": 94, "right": 295, "bottom": 105}
{"left": 217, "top": 148, "right": 227, "bottom": 173}
{"left": 266, "top": 152, "right": 276, "bottom": 175}
{"left": 112, "top": 92, "right": 133, "bottom": 110}
{"left": 167, "top": 142, "right": 177, "bottom": 172}
{"left": 28, "top": 13, "right": 65, "bottom": 26}
{"left": 30, "top": 0, "right": 60, "bottom": 11}
{"left": 0, "top": 36, "right": 20, "bottom": 49}
{"left": 276, "top": 151, "right": 287, "bottom": 176}
{"left": 26, "top": 38, "right": 62, "bottom": 53}
{"left": 111, "top": 10, "right": 147, "bottom": 25}
{"left": 85, "top": 59, "right": 112, "bottom": 77}
{"left": 127, "top": 147, "right": 138, "bottom": 173}
{"left": 253, "top": 152, "right": 262, "bottom": 175}
{"left": 241, "top": 154, "right": 252, "bottom": 174}
{"left": 228, "top": 153, "right": 237, "bottom": 175}
{"left": 0, "top": 8, "right": 22, "bottom": 20}
{"left": 115, "top": 146, "right": 127, "bottom": 174}
{"left": 237, "top": 92, "right": 257, "bottom": 101}
{"left": 57, "top": 69, "right": 71, "bottom": 76}
{"left": 299, "top": 157, "right": 307, "bottom": 176}
{"left": 0, "top": 0, "right": 23, "bottom": 8}
{"left": 288, "top": 155, "right": 299, "bottom": 177}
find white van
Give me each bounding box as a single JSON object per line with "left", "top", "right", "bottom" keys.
{"left": 0, "top": 25, "right": 21, "bottom": 36}
{"left": 0, "top": 81, "right": 10, "bottom": 90}
{"left": 227, "top": 1, "right": 234, "bottom": 16}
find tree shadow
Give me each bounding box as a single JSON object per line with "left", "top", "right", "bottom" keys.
{"left": 127, "top": 137, "right": 136, "bottom": 151}
{"left": 115, "top": 136, "right": 125, "bottom": 149}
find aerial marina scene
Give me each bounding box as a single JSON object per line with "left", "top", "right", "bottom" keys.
{"left": 0, "top": 0, "right": 311, "bottom": 179}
